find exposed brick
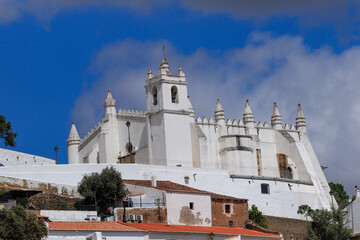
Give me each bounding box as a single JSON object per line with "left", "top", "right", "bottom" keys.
{"left": 211, "top": 199, "right": 248, "bottom": 228}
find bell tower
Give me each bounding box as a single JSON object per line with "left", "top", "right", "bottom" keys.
{"left": 145, "top": 58, "right": 193, "bottom": 167}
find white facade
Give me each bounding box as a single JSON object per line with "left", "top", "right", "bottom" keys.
{"left": 66, "top": 58, "right": 334, "bottom": 213}
{"left": 165, "top": 192, "right": 212, "bottom": 226}
{"left": 0, "top": 148, "right": 55, "bottom": 167}
{"left": 344, "top": 188, "right": 360, "bottom": 233}
{"left": 40, "top": 210, "right": 97, "bottom": 222}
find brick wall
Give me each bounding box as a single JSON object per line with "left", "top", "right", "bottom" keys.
{"left": 117, "top": 208, "right": 167, "bottom": 223}
{"left": 211, "top": 199, "right": 248, "bottom": 228}
{"left": 265, "top": 215, "right": 309, "bottom": 240}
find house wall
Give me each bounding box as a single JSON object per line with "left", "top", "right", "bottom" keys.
{"left": 40, "top": 210, "right": 97, "bottom": 222}
{"left": 46, "top": 230, "right": 146, "bottom": 240}
{"left": 165, "top": 192, "right": 212, "bottom": 226}
{"left": 344, "top": 193, "right": 360, "bottom": 234}
{"left": 211, "top": 200, "right": 248, "bottom": 228}
{"left": 116, "top": 208, "right": 167, "bottom": 223}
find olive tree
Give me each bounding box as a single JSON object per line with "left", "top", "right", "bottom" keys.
{"left": 0, "top": 205, "right": 47, "bottom": 240}
{"left": 77, "top": 166, "right": 128, "bottom": 215}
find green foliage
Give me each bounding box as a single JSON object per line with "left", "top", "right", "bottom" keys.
{"left": 329, "top": 182, "right": 350, "bottom": 209}
{"left": 0, "top": 205, "right": 48, "bottom": 240}
{"left": 0, "top": 115, "right": 17, "bottom": 147}
{"left": 297, "top": 204, "right": 351, "bottom": 240}
{"left": 77, "top": 166, "right": 128, "bottom": 214}
{"left": 248, "top": 204, "right": 268, "bottom": 229}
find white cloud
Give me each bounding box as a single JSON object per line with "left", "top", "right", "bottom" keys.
{"left": 72, "top": 34, "right": 360, "bottom": 193}
{"left": 0, "top": 0, "right": 358, "bottom": 29}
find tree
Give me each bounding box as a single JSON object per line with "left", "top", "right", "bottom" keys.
{"left": 248, "top": 204, "right": 268, "bottom": 229}
{"left": 297, "top": 204, "right": 351, "bottom": 240}
{"left": 0, "top": 205, "right": 48, "bottom": 240}
{"left": 329, "top": 182, "right": 350, "bottom": 210}
{"left": 77, "top": 166, "right": 128, "bottom": 215}
{"left": 0, "top": 115, "right": 17, "bottom": 147}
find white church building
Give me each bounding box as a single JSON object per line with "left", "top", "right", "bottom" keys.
{"left": 0, "top": 58, "right": 335, "bottom": 221}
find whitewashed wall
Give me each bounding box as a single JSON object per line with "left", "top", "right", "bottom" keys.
{"left": 41, "top": 210, "right": 97, "bottom": 222}
{"left": 46, "top": 230, "right": 146, "bottom": 240}
{"left": 165, "top": 192, "right": 212, "bottom": 226}
{"left": 0, "top": 163, "right": 326, "bottom": 220}
{"left": 0, "top": 148, "right": 55, "bottom": 167}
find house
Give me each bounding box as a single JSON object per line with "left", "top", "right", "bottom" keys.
{"left": 119, "top": 179, "right": 248, "bottom": 228}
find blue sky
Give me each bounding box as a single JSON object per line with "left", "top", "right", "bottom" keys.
{"left": 1, "top": 0, "right": 360, "bottom": 193}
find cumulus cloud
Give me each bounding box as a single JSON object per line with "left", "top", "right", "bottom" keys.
{"left": 72, "top": 34, "right": 360, "bottom": 193}
{"left": 1, "top": 0, "right": 358, "bottom": 30}
{"left": 0, "top": 0, "right": 162, "bottom": 24}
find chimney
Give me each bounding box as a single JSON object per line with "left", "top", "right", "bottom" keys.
{"left": 151, "top": 176, "right": 157, "bottom": 187}
{"left": 356, "top": 185, "right": 360, "bottom": 199}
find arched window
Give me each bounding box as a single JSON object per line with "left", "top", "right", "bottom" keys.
{"left": 152, "top": 87, "right": 158, "bottom": 105}
{"left": 171, "top": 86, "right": 178, "bottom": 103}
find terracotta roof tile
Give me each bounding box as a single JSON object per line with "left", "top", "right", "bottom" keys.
{"left": 48, "top": 222, "right": 142, "bottom": 232}
{"left": 121, "top": 222, "right": 281, "bottom": 238}
{"left": 123, "top": 180, "right": 246, "bottom": 201}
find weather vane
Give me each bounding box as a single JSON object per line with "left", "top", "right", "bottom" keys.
{"left": 162, "top": 43, "right": 165, "bottom": 59}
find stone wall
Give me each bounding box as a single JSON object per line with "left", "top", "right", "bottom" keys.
{"left": 211, "top": 199, "right": 248, "bottom": 228}
{"left": 265, "top": 215, "right": 309, "bottom": 240}
{"left": 116, "top": 208, "right": 167, "bottom": 223}
{"left": 28, "top": 193, "right": 81, "bottom": 210}
{"left": 0, "top": 176, "right": 79, "bottom": 197}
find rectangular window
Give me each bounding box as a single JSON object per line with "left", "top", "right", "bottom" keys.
{"left": 229, "top": 221, "right": 234, "bottom": 227}
{"left": 225, "top": 204, "right": 231, "bottom": 213}
{"left": 256, "top": 149, "right": 261, "bottom": 176}
{"left": 261, "top": 183, "right": 270, "bottom": 194}
{"left": 189, "top": 202, "right": 194, "bottom": 210}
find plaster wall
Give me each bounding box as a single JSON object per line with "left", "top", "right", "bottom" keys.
{"left": 46, "top": 230, "right": 146, "bottom": 240}
{"left": 0, "top": 163, "right": 328, "bottom": 220}
{"left": 163, "top": 113, "right": 193, "bottom": 168}
{"left": 78, "top": 132, "right": 100, "bottom": 164}
{"left": 0, "top": 148, "right": 55, "bottom": 166}
{"left": 40, "top": 210, "right": 97, "bottom": 222}
{"left": 344, "top": 196, "right": 360, "bottom": 233}
{"left": 165, "top": 192, "right": 212, "bottom": 226}
{"left": 117, "top": 116, "right": 149, "bottom": 164}
{"left": 148, "top": 114, "right": 167, "bottom": 166}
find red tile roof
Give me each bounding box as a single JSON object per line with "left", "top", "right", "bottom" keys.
{"left": 121, "top": 222, "right": 281, "bottom": 238}
{"left": 123, "top": 180, "right": 246, "bottom": 201}
{"left": 48, "top": 222, "right": 142, "bottom": 232}
{"left": 48, "top": 221, "right": 281, "bottom": 238}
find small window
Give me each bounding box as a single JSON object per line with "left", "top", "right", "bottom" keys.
{"left": 229, "top": 221, "right": 234, "bottom": 227}
{"left": 153, "top": 87, "right": 158, "bottom": 105}
{"left": 261, "top": 183, "right": 270, "bottom": 194}
{"left": 171, "top": 86, "right": 178, "bottom": 103}
{"left": 189, "top": 202, "right": 194, "bottom": 210}
{"left": 225, "top": 204, "right": 231, "bottom": 214}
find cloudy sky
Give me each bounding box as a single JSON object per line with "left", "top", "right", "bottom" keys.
{"left": 1, "top": 0, "right": 360, "bottom": 193}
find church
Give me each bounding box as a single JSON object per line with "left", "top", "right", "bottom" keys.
{"left": 65, "top": 58, "right": 334, "bottom": 219}
{"left": 0, "top": 58, "right": 334, "bottom": 224}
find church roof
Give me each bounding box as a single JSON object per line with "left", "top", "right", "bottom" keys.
{"left": 123, "top": 180, "right": 246, "bottom": 201}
